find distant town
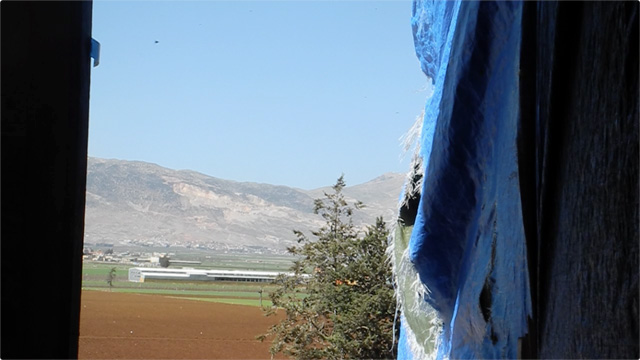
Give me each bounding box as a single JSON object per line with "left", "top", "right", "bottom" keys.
{"left": 82, "top": 237, "right": 290, "bottom": 265}
{"left": 82, "top": 241, "right": 291, "bottom": 268}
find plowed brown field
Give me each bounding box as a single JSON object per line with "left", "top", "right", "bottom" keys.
{"left": 79, "top": 290, "right": 285, "bottom": 359}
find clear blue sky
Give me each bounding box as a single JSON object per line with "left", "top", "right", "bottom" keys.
{"left": 89, "top": 1, "right": 429, "bottom": 190}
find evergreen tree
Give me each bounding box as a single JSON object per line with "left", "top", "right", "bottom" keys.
{"left": 259, "top": 176, "right": 398, "bottom": 359}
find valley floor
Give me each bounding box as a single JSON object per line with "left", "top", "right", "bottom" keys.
{"left": 79, "top": 290, "right": 286, "bottom": 359}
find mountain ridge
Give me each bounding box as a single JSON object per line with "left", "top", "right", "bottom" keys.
{"left": 84, "top": 157, "right": 405, "bottom": 253}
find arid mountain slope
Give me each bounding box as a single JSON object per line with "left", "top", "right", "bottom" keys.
{"left": 84, "top": 157, "right": 405, "bottom": 253}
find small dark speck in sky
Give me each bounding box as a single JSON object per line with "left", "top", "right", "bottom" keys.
{"left": 155, "top": 40, "right": 159, "bottom": 44}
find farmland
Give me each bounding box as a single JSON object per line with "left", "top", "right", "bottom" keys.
{"left": 79, "top": 257, "right": 296, "bottom": 359}
{"left": 78, "top": 291, "right": 286, "bottom": 359}
{"left": 81, "top": 254, "right": 295, "bottom": 306}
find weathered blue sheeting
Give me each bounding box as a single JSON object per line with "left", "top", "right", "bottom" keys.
{"left": 399, "top": 1, "right": 531, "bottom": 358}
{"left": 412, "top": 0, "right": 461, "bottom": 176}
{"left": 411, "top": 0, "right": 459, "bottom": 81}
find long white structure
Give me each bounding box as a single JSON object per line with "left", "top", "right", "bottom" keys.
{"left": 128, "top": 267, "right": 294, "bottom": 283}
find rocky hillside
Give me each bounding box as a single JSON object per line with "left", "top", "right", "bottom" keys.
{"left": 84, "top": 157, "right": 406, "bottom": 253}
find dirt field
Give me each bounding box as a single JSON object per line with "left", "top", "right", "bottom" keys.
{"left": 79, "top": 290, "right": 285, "bottom": 359}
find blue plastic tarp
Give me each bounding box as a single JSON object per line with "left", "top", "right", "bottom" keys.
{"left": 396, "top": 1, "right": 532, "bottom": 358}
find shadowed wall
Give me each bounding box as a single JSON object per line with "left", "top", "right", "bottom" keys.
{"left": 521, "top": 2, "right": 639, "bottom": 358}
{"left": 1, "top": 1, "right": 92, "bottom": 358}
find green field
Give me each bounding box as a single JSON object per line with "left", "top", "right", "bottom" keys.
{"left": 82, "top": 259, "right": 295, "bottom": 307}
{"left": 167, "top": 296, "right": 274, "bottom": 307}
{"left": 83, "top": 287, "right": 272, "bottom": 298}
{"left": 85, "top": 250, "right": 297, "bottom": 272}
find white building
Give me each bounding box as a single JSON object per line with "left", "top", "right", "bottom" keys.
{"left": 128, "top": 267, "right": 295, "bottom": 283}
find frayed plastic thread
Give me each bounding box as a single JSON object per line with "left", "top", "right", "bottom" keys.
{"left": 390, "top": 113, "right": 443, "bottom": 360}
{"left": 389, "top": 224, "right": 443, "bottom": 360}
